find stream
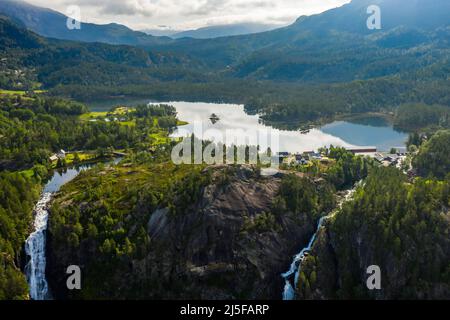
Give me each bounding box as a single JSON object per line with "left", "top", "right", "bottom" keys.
{"left": 281, "top": 183, "right": 360, "bottom": 300}
{"left": 24, "top": 159, "right": 121, "bottom": 300}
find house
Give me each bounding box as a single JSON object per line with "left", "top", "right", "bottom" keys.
{"left": 385, "top": 154, "right": 400, "bottom": 163}
{"left": 374, "top": 153, "right": 385, "bottom": 163}
{"left": 346, "top": 147, "right": 377, "bottom": 154}
{"left": 277, "top": 152, "right": 290, "bottom": 157}
{"left": 395, "top": 147, "right": 408, "bottom": 156}
{"left": 50, "top": 149, "right": 67, "bottom": 162}
{"left": 374, "top": 153, "right": 401, "bottom": 167}
{"left": 275, "top": 152, "right": 290, "bottom": 163}
{"left": 57, "top": 149, "right": 66, "bottom": 159}
{"left": 303, "top": 151, "right": 322, "bottom": 160}
{"left": 294, "top": 154, "right": 309, "bottom": 165}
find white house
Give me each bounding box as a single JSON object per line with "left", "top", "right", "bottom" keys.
{"left": 57, "top": 149, "right": 66, "bottom": 159}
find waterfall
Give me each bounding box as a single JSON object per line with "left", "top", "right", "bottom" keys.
{"left": 22, "top": 159, "right": 122, "bottom": 300}
{"left": 25, "top": 193, "right": 52, "bottom": 300}
{"left": 282, "top": 217, "right": 326, "bottom": 300}
{"left": 281, "top": 183, "right": 360, "bottom": 300}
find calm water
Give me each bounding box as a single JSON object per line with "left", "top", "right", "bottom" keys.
{"left": 321, "top": 117, "right": 408, "bottom": 152}
{"left": 44, "top": 158, "right": 122, "bottom": 193}
{"left": 89, "top": 99, "right": 407, "bottom": 152}
{"left": 163, "top": 102, "right": 407, "bottom": 153}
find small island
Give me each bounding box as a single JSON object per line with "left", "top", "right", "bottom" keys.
{"left": 210, "top": 113, "right": 220, "bottom": 124}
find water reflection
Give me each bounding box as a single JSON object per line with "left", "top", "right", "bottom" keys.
{"left": 165, "top": 101, "right": 407, "bottom": 153}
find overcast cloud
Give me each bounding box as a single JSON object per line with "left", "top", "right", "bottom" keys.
{"left": 24, "top": 0, "right": 350, "bottom": 31}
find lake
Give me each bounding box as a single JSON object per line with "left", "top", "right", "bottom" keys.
{"left": 164, "top": 101, "right": 407, "bottom": 153}
{"left": 89, "top": 99, "right": 407, "bottom": 153}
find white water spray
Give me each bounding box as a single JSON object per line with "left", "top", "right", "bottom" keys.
{"left": 282, "top": 183, "right": 360, "bottom": 300}
{"left": 25, "top": 193, "right": 52, "bottom": 300}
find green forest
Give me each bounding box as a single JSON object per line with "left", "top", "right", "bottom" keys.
{"left": 296, "top": 133, "right": 450, "bottom": 299}
{"left": 0, "top": 94, "right": 180, "bottom": 171}
{"left": 0, "top": 0, "right": 449, "bottom": 301}
{"left": 0, "top": 172, "right": 40, "bottom": 299}
{"left": 1, "top": 14, "right": 450, "bottom": 129}
{"left": 0, "top": 94, "right": 185, "bottom": 299}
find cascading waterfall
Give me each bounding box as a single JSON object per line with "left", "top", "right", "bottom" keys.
{"left": 25, "top": 193, "right": 52, "bottom": 300}
{"left": 23, "top": 159, "right": 121, "bottom": 300}
{"left": 281, "top": 183, "right": 360, "bottom": 300}
{"left": 282, "top": 217, "right": 326, "bottom": 300}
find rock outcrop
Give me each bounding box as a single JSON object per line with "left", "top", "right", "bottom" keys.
{"left": 47, "top": 165, "right": 320, "bottom": 299}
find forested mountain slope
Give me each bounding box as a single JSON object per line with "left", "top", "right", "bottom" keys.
{"left": 296, "top": 133, "right": 450, "bottom": 299}
{"left": 0, "top": 0, "right": 171, "bottom": 46}
{"left": 1, "top": 0, "right": 449, "bottom": 128}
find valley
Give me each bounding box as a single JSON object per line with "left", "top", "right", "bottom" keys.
{"left": 0, "top": 0, "right": 449, "bottom": 302}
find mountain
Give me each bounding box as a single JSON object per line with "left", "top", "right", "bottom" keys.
{"left": 1, "top": 0, "right": 449, "bottom": 120}
{"left": 0, "top": 15, "right": 192, "bottom": 90}
{"left": 296, "top": 165, "right": 450, "bottom": 300}
{"left": 3, "top": 0, "right": 449, "bottom": 71}
{"left": 172, "top": 23, "right": 281, "bottom": 39}
{"left": 47, "top": 165, "right": 332, "bottom": 299}
{"left": 141, "top": 28, "right": 178, "bottom": 37}
{"left": 0, "top": 0, "right": 171, "bottom": 46}
{"left": 288, "top": 0, "right": 450, "bottom": 35}
{"left": 150, "top": 0, "right": 450, "bottom": 70}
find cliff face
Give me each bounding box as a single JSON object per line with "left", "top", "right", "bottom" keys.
{"left": 47, "top": 165, "right": 319, "bottom": 299}
{"left": 296, "top": 168, "right": 450, "bottom": 300}
{"left": 138, "top": 167, "right": 316, "bottom": 299}
{"left": 298, "top": 218, "right": 450, "bottom": 300}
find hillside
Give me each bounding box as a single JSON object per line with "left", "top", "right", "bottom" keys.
{"left": 0, "top": 0, "right": 171, "bottom": 46}
{"left": 293, "top": 131, "right": 450, "bottom": 300}
{"left": 296, "top": 166, "right": 450, "bottom": 299}
{"left": 2, "top": 0, "right": 449, "bottom": 82}
{"left": 1, "top": 0, "right": 449, "bottom": 129}
{"left": 47, "top": 165, "right": 335, "bottom": 299}
{"left": 0, "top": 15, "right": 211, "bottom": 90}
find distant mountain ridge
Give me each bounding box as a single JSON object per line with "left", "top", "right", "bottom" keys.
{"left": 172, "top": 23, "right": 281, "bottom": 39}
{"left": 288, "top": 0, "right": 450, "bottom": 34}
{"left": 2, "top": 0, "right": 449, "bottom": 54}
{"left": 0, "top": 0, "right": 171, "bottom": 46}
{"left": 1, "top": 0, "right": 449, "bottom": 84}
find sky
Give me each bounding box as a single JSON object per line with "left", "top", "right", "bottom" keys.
{"left": 25, "top": 0, "right": 351, "bottom": 31}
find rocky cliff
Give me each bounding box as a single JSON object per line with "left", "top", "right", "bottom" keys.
{"left": 47, "top": 164, "right": 325, "bottom": 299}
{"left": 295, "top": 168, "right": 450, "bottom": 300}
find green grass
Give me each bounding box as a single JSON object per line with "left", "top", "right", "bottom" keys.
{"left": 0, "top": 89, "right": 26, "bottom": 95}
{"left": 19, "top": 169, "right": 34, "bottom": 179}
{"left": 177, "top": 120, "right": 189, "bottom": 126}
{"left": 79, "top": 111, "right": 108, "bottom": 121}
{"left": 65, "top": 152, "right": 95, "bottom": 163}
{"left": 149, "top": 132, "right": 170, "bottom": 145}
{"left": 79, "top": 108, "right": 135, "bottom": 126}
{"left": 0, "top": 89, "right": 46, "bottom": 96}
{"left": 50, "top": 152, "right": 97, "bottom": 168}
{"left": 119, "top": 121, "right": 136, "bottom": 127}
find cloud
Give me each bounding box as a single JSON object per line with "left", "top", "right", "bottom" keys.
{"left": 25, "top": 0, "right": 350, "bottom": 30}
